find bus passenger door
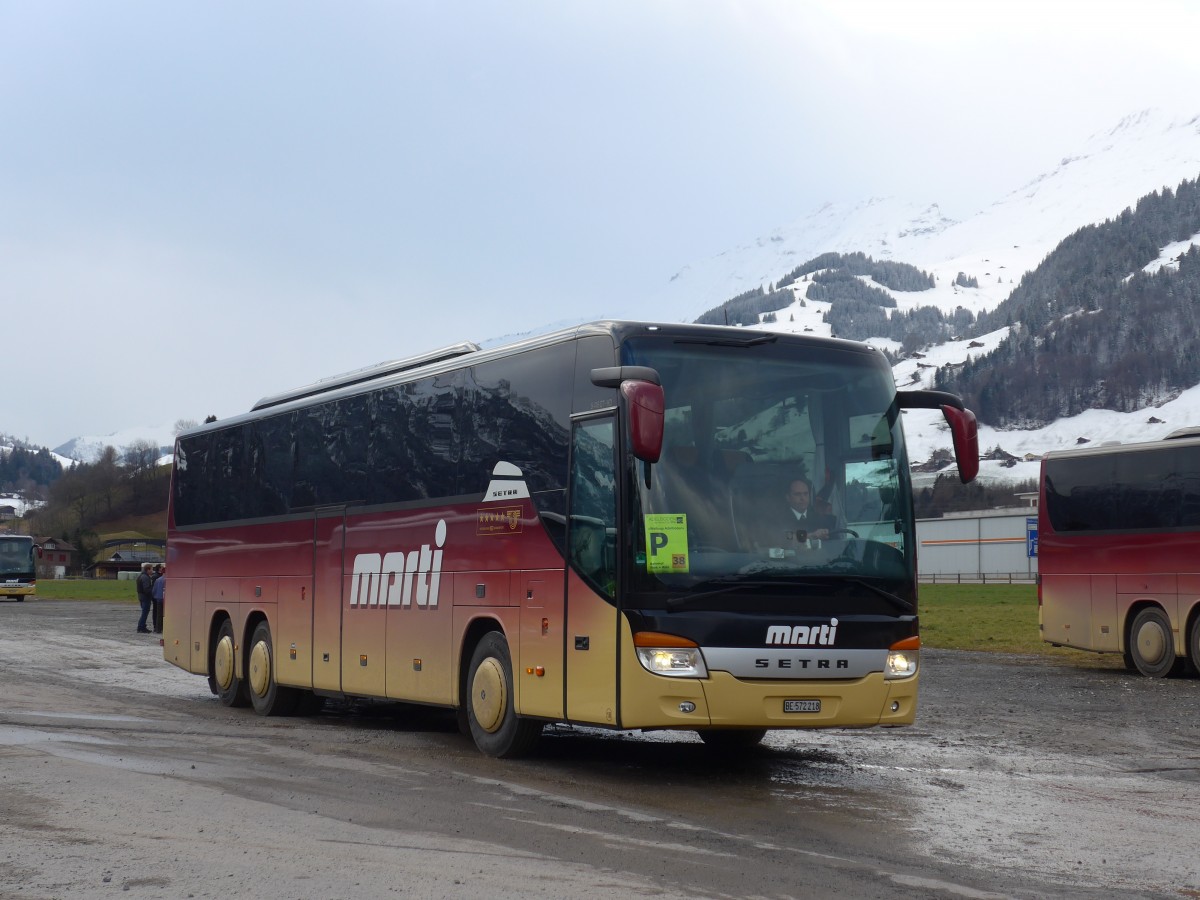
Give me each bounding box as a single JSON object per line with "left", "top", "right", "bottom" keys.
{"left": 312, "top": 506, "right": 346, "bottom": 693}
{"left": 565, "top": 416, "right": 620, "bottom": 727}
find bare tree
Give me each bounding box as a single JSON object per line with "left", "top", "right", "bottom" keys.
{"left": 123, "top": 440, "right": 160, "bottom": 477}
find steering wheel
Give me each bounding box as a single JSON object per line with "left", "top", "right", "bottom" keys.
{"left": 830, "top": 527, "right": 860, "bottom": 539}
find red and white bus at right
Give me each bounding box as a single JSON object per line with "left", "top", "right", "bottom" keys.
{"left": 1039, "top": 431, "right": 1200, "bottom": 677}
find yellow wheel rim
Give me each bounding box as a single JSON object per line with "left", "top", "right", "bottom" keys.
{"left": 214, "top": 634, "right": 236, "bottom": 691}
{"left": 248, "top": 638, "right": 271, "bottom": 698}
{"left": 471, "top": 657, "right": 507, "bottom": 733}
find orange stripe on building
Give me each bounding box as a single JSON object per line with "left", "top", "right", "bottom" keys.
{"left": 921, "top": 537, "right": 1025, "bottom": 547}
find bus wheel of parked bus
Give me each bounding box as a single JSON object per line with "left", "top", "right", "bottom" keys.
{"left": 247, "top": 621, "right": 300, "bottom": 717}
{"left": 1128, "top": 607, "right": 1182, "bottom": 678}
{"left": 211, "top": 617, "right": 250, "bottom": 707}
{"left": 1188, "top": 617, "right": 1200, "bottom": 675}
{"left": 697, "top": 729, "right": 768, "bottom": 752}
{"left": 465, "top": 632, "right": 542, "bottom": 759}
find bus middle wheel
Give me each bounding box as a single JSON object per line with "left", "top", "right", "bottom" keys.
{"left": 1188, "top": 615, "right": 1200, "bottom": 676}
{"left": 212, "top": 617, "right": 249, "bottom": 707}
{"left": 1128, "top": 607, "right": 1182, "bottom": 678}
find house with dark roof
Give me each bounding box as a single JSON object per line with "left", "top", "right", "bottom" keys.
{"left": 34, "top": 536, "right": 78, "bottom": 577}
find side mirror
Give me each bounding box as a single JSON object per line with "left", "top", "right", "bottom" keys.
{"left": 34, "top": 544, "right": 43, "bottom": 559}
{"left": 621, "top": 381, "right": 664, "bottom": 463}
{"left": 591, "top": 366, "right": 666, "bottom": 463}
{"left": 897, "top": 389, "right": 979, "bottom": 484}
{"left": 940, "top": 405, "right": 979, "bottom": 484}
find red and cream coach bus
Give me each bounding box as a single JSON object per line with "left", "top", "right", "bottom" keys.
{"left": 1039, "top": 431, "right": 1200, "bottom": 677}
{"left": 164, "top": 321, "right": 978, "bottom": 756}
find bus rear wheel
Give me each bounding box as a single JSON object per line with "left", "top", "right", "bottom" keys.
{"left": 465, "top": 632, "right": 542, "bottom": 758}
{"left": 1128, "top": 607, "right": 1182, "bottom": 678}
{"left": 247, "top": 621, "right": 300, "bottom": 716}
{"left": 212, "top": 617, "right": 249, "bottom": 707}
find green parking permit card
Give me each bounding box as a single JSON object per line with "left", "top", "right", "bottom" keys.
{"left": 644, "top": 514, "right": 689, "bottom": 574}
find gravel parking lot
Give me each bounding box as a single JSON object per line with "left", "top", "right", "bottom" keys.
{"left": 2, "top": 598, "right": 1199, "bottom": 899}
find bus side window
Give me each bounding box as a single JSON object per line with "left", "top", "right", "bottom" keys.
{"left": 569, "top": 418, "right": 617, "bottom": 598}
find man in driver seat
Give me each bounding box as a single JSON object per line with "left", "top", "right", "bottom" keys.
{"left": 760, "top": 476, "right": 837, "bottom": 548}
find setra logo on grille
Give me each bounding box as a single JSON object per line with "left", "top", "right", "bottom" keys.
{"left": 766, "top": 619, "right": 838, "bottom": 646}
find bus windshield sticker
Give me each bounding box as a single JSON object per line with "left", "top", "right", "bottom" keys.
{"left": 644, "top": 513, "right": 689, "bottom": 574}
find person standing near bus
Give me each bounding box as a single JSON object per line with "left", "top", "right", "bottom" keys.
{"left": 151, "top": 564, "right": 166, "bottom": 634}
{"left": 135, "top": 563, "right": 154, "bottom": 633}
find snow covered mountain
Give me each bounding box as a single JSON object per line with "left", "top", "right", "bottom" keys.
{"left": 652, "top": 109, "right": 1200, "bottom": 324}
{"left": 53, "top": 423, "right": 180, "bottom": 465}
{"left": 645, "top": 109, "right": 1200, "bottom": 485}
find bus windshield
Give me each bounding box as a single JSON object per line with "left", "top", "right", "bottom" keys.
{"left": 0, "top": 537, "right": 35, "bottom": 577}
{"left": 622, "top": 337, "right": 914, "bottom": 610}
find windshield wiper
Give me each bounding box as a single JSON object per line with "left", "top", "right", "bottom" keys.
{"left": 846, "top": 579, "right": 915, "bottom": 614}
{"left": 665, "top": 579, "right": 788, "bottom": 609}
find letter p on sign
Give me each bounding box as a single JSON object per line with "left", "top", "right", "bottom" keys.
{"left": 642, "top": 513, "right": 689, "bottom": 574}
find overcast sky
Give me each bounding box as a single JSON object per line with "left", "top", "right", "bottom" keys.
{"left": 4, "top": 0, "right": 1200, "bottom": 450}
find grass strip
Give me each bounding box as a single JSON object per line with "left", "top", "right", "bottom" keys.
{"left": 31, "top": 580, "right": 137, "bottom": 601}
{"left": 919, "top": 583, "right": 1123, "bottom": 667}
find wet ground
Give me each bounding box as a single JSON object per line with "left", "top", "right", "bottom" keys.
{"left": 1, "top": 599, "right": 1198, "bottom": 898}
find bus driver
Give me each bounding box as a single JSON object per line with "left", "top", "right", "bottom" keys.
{"left": 759, "top": 476, "right": 836, "bottom": 549}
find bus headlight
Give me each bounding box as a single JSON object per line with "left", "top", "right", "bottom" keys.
{"left": 885, "top": 636, "right": 920, "bottom": 679}
{"left": 633, "top": 632, "right": 708, "bottom": 678}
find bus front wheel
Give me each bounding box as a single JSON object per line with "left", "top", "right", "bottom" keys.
{"left": 212, "top": 618, "right": 249, "bottom": 707}
{"left": 465, "top": 632, "right": 542, "bottom": 758}
{"left": 247, "top": 621, "right": 300, "bottom": 716}
{"left": 1128, "top": 607, "right": 1182, "bottom": 678}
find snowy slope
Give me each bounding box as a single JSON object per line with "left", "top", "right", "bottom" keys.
{"left": 650, "top": 109, "right": 1200, "bottom": 324}
{"left": 641, "top": 110, "right": 1200, "bottom": 483}
{"left": 53, "top": 423, "right": 179, "bottom": 464}
{"left": 0, "top": 440, "right": 75, "bottom": 469}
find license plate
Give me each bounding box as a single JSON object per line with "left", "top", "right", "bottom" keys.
{"left": 783, "top": 699, "right": 821, "bottom": 713}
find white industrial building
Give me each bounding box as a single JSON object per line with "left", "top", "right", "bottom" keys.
{"left": 915, "top": 495, "right": 1039, "bottom": 582}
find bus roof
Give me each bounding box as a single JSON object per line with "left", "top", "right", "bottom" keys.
{"left": 177, "top": 320, "right": 885, "bottom": 442}
{"left": 1043, "top": 429, "right": 1200, "bottom": 462}
{"left": 252, "top": 341, "right": 482, "bottom": 412}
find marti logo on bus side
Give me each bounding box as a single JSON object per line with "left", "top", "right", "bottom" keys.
{"left": 347, "top": 463, "right": 530, "bottom": 610}
{"left": 349, "top": 520, "right": 447, "bottom": 609}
